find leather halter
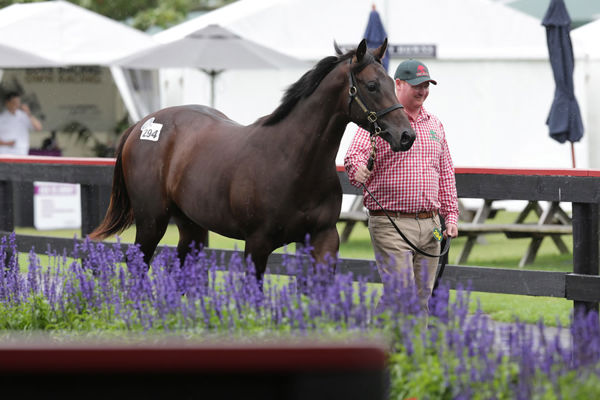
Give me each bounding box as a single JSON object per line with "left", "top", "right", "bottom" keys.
{"left": 347, "top": 59, "right": 404, "bottom": 137}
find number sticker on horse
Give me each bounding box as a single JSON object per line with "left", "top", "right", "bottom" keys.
{"left": 140, "top": 117, "right": 163, "bottom": 142}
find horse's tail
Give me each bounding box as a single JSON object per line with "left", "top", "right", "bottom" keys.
{"left": 88, "top": 124, "right": 136, "bottom": 240}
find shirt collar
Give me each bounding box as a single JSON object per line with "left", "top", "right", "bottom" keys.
{"left": 414, "top": 107, "right": 431, "bottom": 123}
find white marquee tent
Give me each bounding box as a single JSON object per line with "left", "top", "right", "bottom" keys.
{"left": 0, "top": 0, "right": 159, "bottom": 134}
{"left": 0, "top": 0, "right": 153, "bottom": 65}
{"left": 572, "top": 21, "right": 600, "bottom": 169}
{"left": 154, "top": 0, "right": 592, "bottom": 169}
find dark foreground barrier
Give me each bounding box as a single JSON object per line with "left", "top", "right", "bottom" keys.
{"left": 0, "top": 156, "right": 599, "bottom": 314}
{"left": 0, "top": 341, "right": 387, "bottom": 400}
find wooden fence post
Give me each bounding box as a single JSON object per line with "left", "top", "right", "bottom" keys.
{"left": 80, "top": 184, "right": 100, "bottom": 237}
{"left": 0, "top": 180, "right": 14, "bottom": 232}
{"left": 572, "top": 202, "right": 600, "bottom": 315}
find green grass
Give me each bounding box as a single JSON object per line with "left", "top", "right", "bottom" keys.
{"left": 450, "top": 209, "right": 573, "bottom": 326}
{"left": 14, "top": 209, "right": 576, "bottom": 326}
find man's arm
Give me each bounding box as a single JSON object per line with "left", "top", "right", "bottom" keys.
{"left": 344, "top": 127, "right": 372, "bottom": 188}
{"left": 438, "top": 125, "right": 459, "bottom": 237}
{"left": 21, "top": 104, "right": 42, "bottom": 132}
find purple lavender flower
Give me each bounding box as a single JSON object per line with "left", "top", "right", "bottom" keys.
{"left": 6, "top": 234, "right": 600, "bottom": 399}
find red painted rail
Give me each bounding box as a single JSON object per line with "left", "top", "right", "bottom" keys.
{"left": 0, "top": 342, "right": 386, "bottom": 373}
{"left": 3, "top": 157, "right": 600, "bottom": 177}
{"left": 0, "top": 341, "right": 387, "bottom": 399}
{"left": 336, "top": 164, "right": 600, "bottom": 177}
{"left": 0, "top": 155, "right": 116, "bottom": 166}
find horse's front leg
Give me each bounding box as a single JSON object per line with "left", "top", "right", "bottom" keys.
{"left": 311, "top": 227, "right": 340, "bottom": 271}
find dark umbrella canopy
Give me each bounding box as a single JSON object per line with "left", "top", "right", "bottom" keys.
{"left": 542, "top": 0, "right": 584, "bottom": 145}
{"left": 363, "top": 6, "right": 389, "bottom": 71}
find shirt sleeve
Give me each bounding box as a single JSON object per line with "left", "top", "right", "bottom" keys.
{"left": 438, "top": 123, "right": 459, "bottom": 226}
{"left": 344, "top": 127, "right": 371, "bottom": 189}
{"left": 18, "top": 110, "right": 33, "bottom": 131}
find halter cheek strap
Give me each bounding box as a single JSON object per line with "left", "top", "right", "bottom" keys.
{"left": 347, "top": 59, "right": 404, "bottom": 137}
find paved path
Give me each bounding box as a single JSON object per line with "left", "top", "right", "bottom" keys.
{"left": 480, "top": 316, "right": 572, "bottom": 353}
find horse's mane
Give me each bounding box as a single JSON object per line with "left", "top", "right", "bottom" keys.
{"left": 262, "top": 48, "right": 373, "bottom": 126}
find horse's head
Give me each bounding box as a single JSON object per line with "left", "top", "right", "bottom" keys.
{"left": 345, "top": 39, "right": 415, "bottom": 152}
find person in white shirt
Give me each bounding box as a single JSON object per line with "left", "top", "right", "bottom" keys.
{"left": 0, "top": 91, "right": 42, "bottom": 155}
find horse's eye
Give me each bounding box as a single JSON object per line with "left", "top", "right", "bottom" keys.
{"left": 366, "top": 82, "right": 378, "bottom": 92}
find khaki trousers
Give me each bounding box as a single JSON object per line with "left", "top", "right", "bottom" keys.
{"left": 368, "top": 214, "right": 441, "bottom": 314}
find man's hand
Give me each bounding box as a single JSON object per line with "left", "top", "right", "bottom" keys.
{"left": 444, "top": 223, "right": 458, "bottom": 238}
{"left": 355, "top": 164, "right": 372, "bottom": 184}
{"left": 20, "top": 104, "right": 31, "bottom": 115}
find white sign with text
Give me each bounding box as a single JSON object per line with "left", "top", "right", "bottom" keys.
{"left": 33, "top": 181, "right": 81, "bottom": 230}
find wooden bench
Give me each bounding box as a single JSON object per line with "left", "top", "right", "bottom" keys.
{"left": 459, "top": 223, "right": 572, "bottom": 236}
{"left": 457, "top": 200, "right": 572, "bottom": 266}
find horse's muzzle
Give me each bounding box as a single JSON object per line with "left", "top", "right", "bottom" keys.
{"left": 388, "top": 129, "right": 415, "bottom": 152}
{"left": 400, "top": 129, "right": 416, "bottom": 151}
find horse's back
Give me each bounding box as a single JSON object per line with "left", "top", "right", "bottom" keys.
{"left": 122, "top": 104, "right": 242, "bottom": 166}
{"left": 119, "top": 105, "right": 249, "bottom": 230}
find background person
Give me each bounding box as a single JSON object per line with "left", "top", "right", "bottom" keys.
{"left": 0, "top": 91, "right": 43, "bottom": 155}
{"left": 344, "top": 59, "right": 459, "bottom": 315}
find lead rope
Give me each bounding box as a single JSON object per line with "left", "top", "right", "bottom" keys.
{"left": 360, "top": 138, "right": 451, "bottom": 292}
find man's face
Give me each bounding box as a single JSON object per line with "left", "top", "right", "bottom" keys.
{"left": 5, "top": 96, "right": 21, "bottom": 113}
{"left": 395, "top": 80, "right": 430, "bottom": 110}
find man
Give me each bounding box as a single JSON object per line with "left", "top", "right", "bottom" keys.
{"left": 344, "top": 59, "right": 459, "bottom": 315}
{"left": 0, "top": 91, "right": 43, "bottom": 155}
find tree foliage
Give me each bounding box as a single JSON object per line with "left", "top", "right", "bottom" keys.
{"left": 0, "top": 0, "right": 237, "bottom": 31}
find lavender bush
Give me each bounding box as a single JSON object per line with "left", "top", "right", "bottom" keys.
{"left": 0, "top": 232, "right": 599, "bottom": 399}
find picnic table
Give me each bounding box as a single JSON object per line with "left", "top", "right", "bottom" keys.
{"left": 457, "top": 200, "right": 572, "bottom": 266}
{"left": 336, "top": 166, "right": 582, "bottom": 267}
{"left": 339, "top": 197, "right": 572, "bottom": 266}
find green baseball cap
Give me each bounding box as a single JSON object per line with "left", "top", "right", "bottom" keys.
{"left": 394, "top": 59, "right": 437, "bottom": 85}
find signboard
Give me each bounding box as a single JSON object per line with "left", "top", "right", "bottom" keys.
{"left": 33, "top": 181, "right": 81, "bottom": 230}
{"left": 1, "top": 67, "right": 120, "bottom": 132}
{"left": 387, "top": 44, "right": 436, "bottom": 58}
{"left": 339, "top": 44, "right": 437, "bottom": 59}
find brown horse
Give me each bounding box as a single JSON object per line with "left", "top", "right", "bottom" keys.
{"left": 90, "top": 39, "right": 415, "bottom": 281}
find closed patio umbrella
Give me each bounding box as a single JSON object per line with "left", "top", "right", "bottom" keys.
{"left": 363, "top": 5, "right": 389, "bottom": 71}
{"left": 542, "top": 0, "right": 584, "bottom": 167}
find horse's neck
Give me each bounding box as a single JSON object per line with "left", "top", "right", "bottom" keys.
{"left": 274, "top": 88, "right": 348, "bottom": 169}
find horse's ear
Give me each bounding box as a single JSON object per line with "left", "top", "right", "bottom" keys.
{"left": 356, "top": 39, "right": 367, "bottom": 62}
{"left": 373, "top": 38, "right": 388, "bottom": 61}
{"left": 333, "top": 40, "right": 343, "bottom": 56}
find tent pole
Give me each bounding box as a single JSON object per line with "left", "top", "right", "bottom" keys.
{"left": 204, "top": 69, "right": 222, "bottom": 109}
{"left": 210, "top": 71, "right": 216, "bottom": 109}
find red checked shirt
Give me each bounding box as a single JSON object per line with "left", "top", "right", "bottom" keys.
{"left": 344, "top": 107, "right": 459, "bottom": 226}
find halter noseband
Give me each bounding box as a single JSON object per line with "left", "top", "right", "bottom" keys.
{"left": 347, "top": 59, "right": 404, "bottom": 138}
